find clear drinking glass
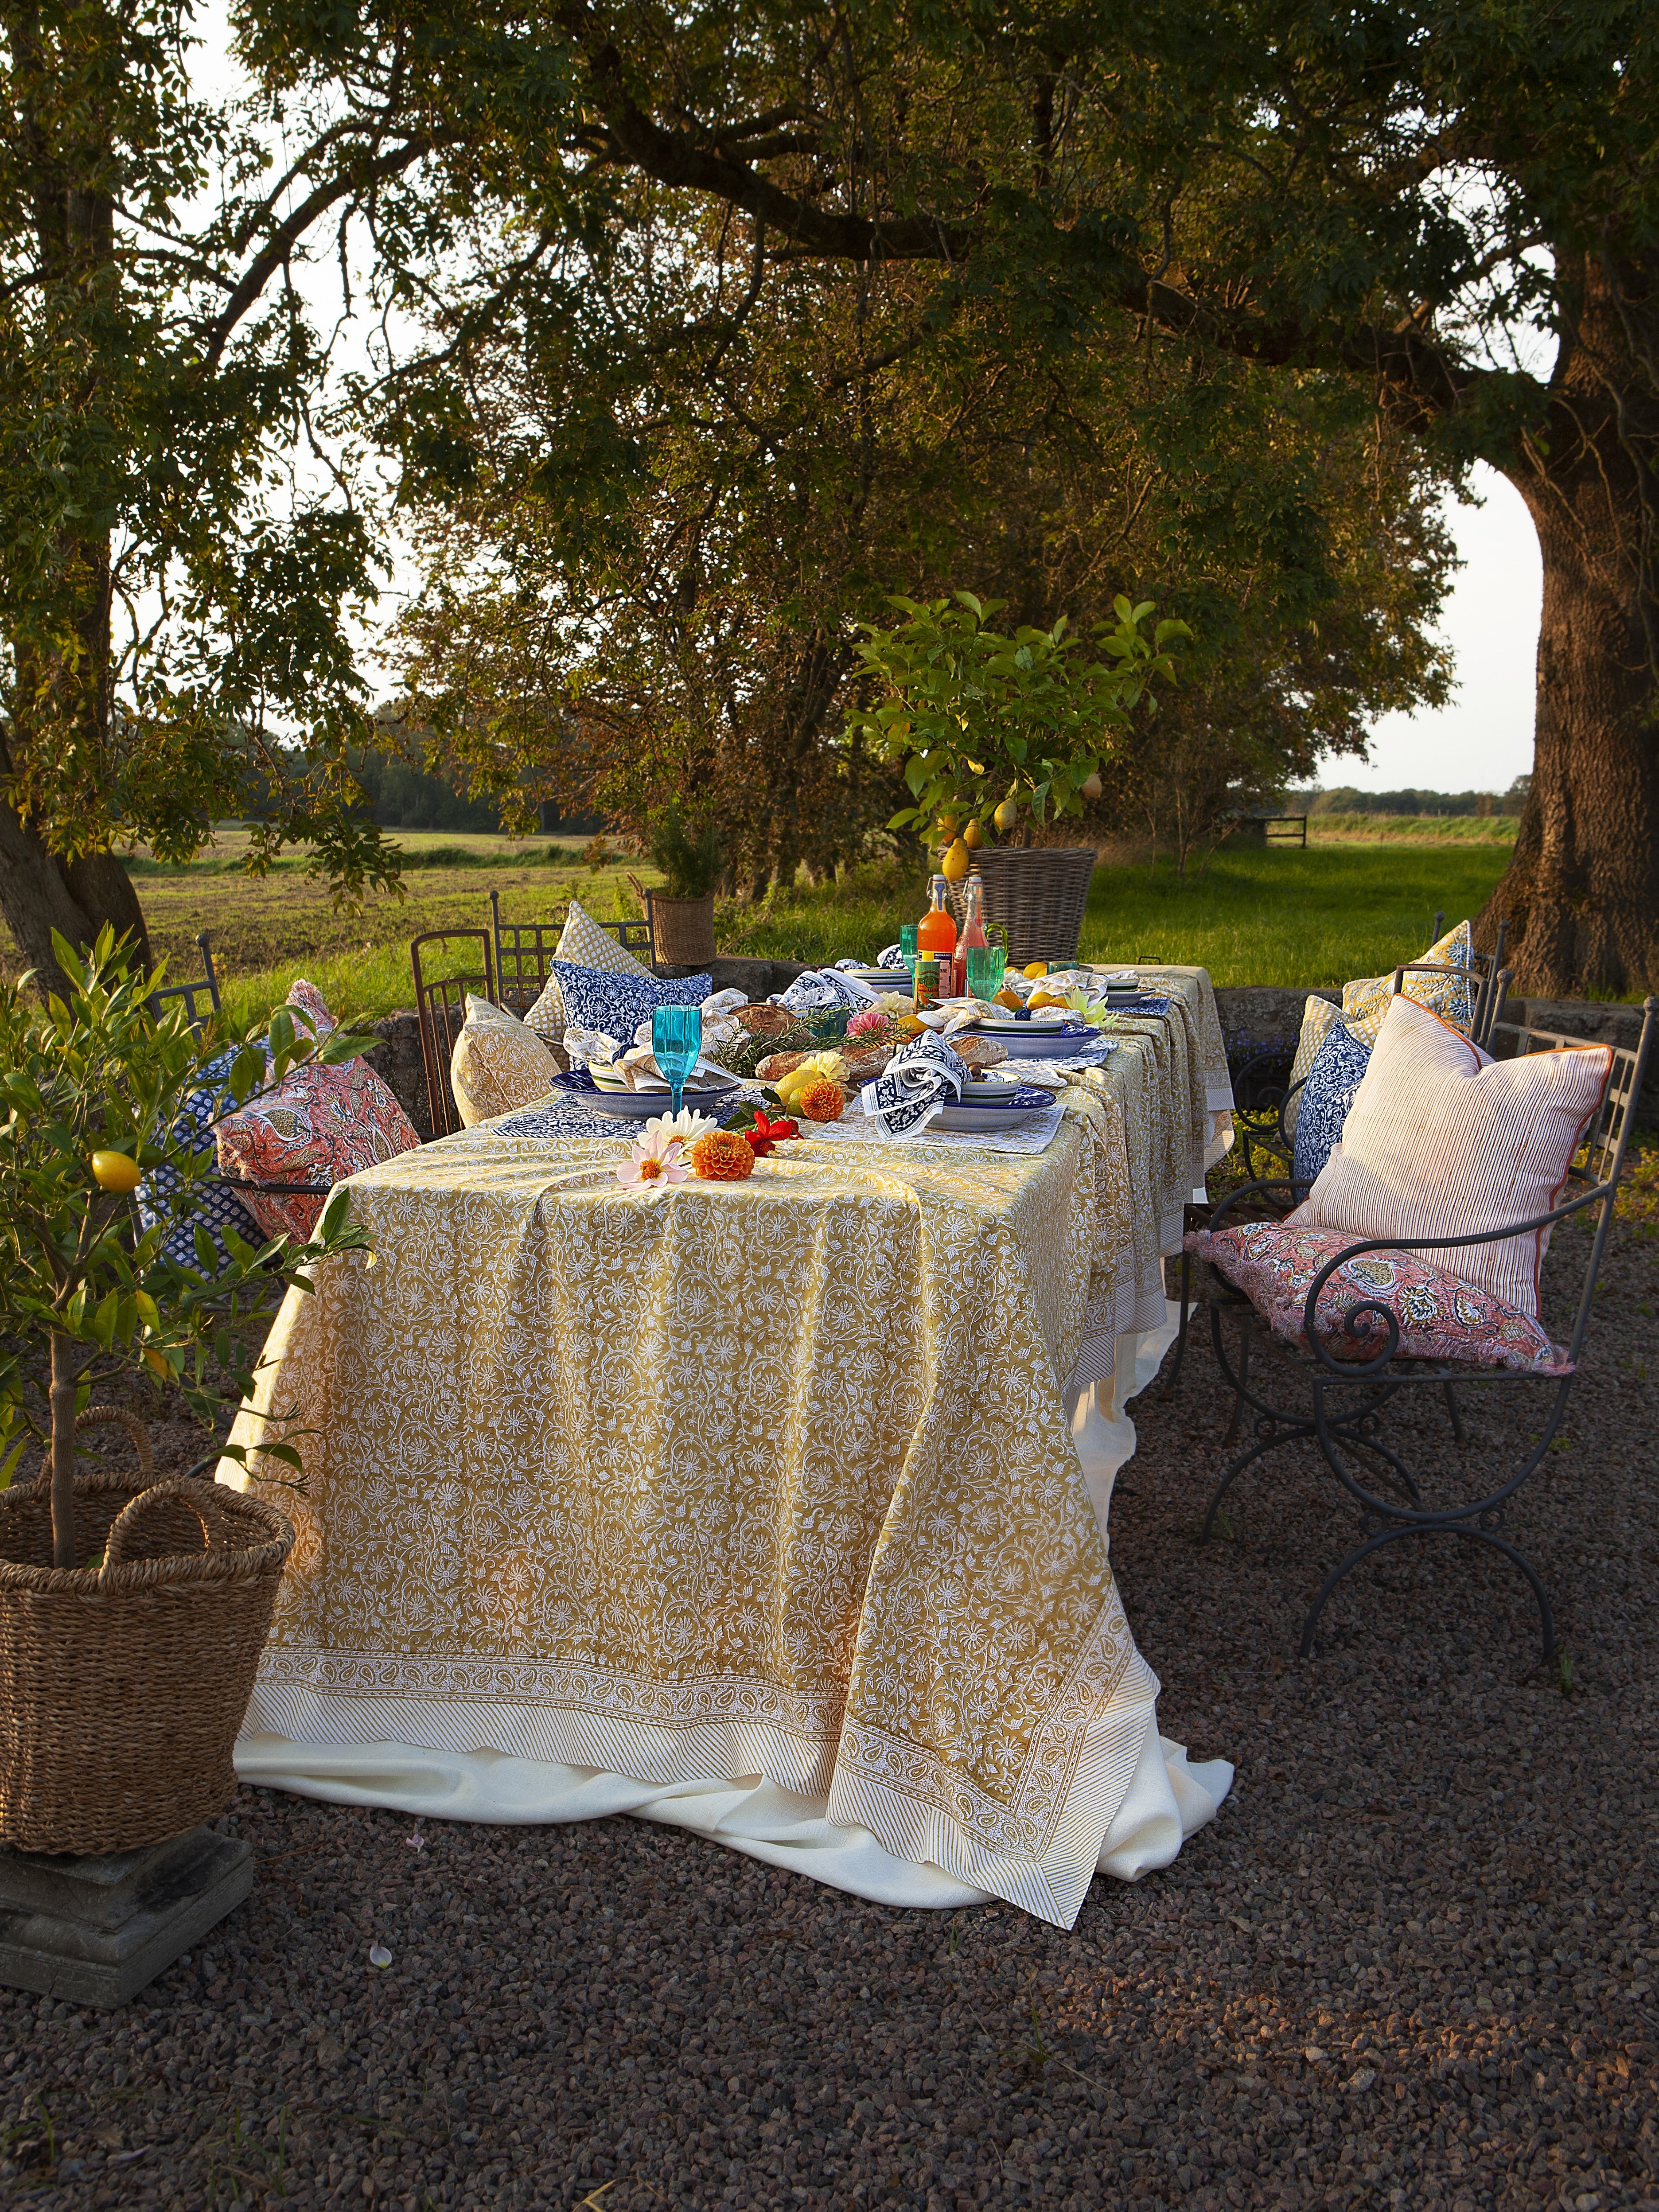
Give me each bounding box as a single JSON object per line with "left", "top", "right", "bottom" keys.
{"left": 966, "top": 945, "right": 1006, "bottom": 1001}
{"left": 652, "top": 1005, "right": 703, "bottom": 1120}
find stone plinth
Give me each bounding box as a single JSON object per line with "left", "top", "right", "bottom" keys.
{"left": 0, "top": 1825, "right": 252, "bottom": 2009}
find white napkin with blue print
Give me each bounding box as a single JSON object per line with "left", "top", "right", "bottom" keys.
{"left": 774, "top": 967, "right": 881, "bottom": 1015}
{"left": 858, "top": 1029, "right": 968, "bottom": 1140}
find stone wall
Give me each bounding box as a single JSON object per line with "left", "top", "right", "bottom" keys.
{"left": 363, "top": 1011, "right": 432, "bottom": 1141}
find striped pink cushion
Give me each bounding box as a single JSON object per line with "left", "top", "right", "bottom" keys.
{"left": 1286, "top": 996, "right": 1612, "bottom": 1319}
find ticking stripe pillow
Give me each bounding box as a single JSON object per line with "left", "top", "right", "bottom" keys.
{"left": 1287, "top": 996, "right": 1612, "bottom": 1319}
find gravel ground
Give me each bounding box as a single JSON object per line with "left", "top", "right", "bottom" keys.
{"left": 2, "top": 1207, "right": 1656, "bottom": 2211}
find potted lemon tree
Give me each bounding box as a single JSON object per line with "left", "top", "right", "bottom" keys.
{"left": 848, "top": 593, "right": 1187, "bottom": 964}
{"left": 0, "top": 928, "right": 371, "bottom": 1875}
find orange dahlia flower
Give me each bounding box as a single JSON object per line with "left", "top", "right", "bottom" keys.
{"left": 690, "top": 1129, "right": 756, "bottom": 1180}
{"left": 797, "top": 1079, "right": 845, "bottom": 1123}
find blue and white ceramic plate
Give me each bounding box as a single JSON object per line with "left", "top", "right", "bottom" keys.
{"left": 552, "top": 1069, "right": 739, "bottom": 1122}
{"left": 934, "top": 1077, "right": 1053, "bottom": 1132}
{"left": 968, "top": 1020, "right": 1093, "bottom": 1058}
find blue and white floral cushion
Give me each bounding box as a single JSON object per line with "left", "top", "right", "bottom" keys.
{"left": 136, "top": 1048, "right": 261, "bottom": 1276}
{"left": 1290, "top": 1017, "right": 1372, "bottom": 1188}
{"left": 549, "top": 962, "right": 711, "bottom": 1040}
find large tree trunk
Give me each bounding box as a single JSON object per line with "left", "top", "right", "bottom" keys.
{"left": 0, "top": 787, "right": 153, "bottom": 1000}
{"left": 1480, "top": 252, "right": 1659, "bottom": 1000}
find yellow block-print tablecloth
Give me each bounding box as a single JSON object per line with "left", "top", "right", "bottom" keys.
{"left": 226, "top": 966, "right": 1233, "bottom": 1927}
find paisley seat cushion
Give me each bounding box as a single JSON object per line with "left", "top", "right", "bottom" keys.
{"left": 1185, "top": 1220, "right": 1571, "bottom": 1375}
{"left": 214, "top": 981, "right": 420, "bottom": 1241}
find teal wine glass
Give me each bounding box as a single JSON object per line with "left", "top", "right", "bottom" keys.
{"left": 652, "top": 1005, "right": 703, "bottom": 1119}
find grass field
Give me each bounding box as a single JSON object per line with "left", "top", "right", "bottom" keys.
{"left": 719, "top": 845, "right": 1514, "bottom": 988}
{"left": 0, "top": 826, "right": 1525, "bottom": 1027}
{"left": 1305, "top": 813, "right": 1518, "bottom": 845}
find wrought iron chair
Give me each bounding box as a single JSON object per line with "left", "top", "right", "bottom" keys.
{"left": 1232, "top": 922, "right": 1511, "bottom": 1186}
{"left": 488, "top": 888, "right": 654, "bottom": 1017}
{"left": 1169, "top": 938, "right": 1508, "bottom": 1400}
{"left": 411, "top": 929, "right": 495, "bottom": 1140}
{"left": 1189, "top": 997, "right": 1656, "bottom": 1659}
{"left": 148, "top": 933, "right": 222, "bottom": 1034}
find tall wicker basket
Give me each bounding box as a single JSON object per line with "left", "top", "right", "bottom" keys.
{"left": 647, "top": 890, "right": 717, "bottom": 968}
{"left": 0, "top": 1410, "right": 293, "bottom": 1856}
{"left": 948, "top": 846, "right": 1098, "bottom": 967}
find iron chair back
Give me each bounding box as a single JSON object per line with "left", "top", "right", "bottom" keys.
{"left": 411, "top": 929, "right": 495, "bottom": 1140}
{"left": 488, "top": 888, "right": 655, "bottom": 1018}
{"left": 148, "top": 933, "right": 222, "bottom": 1035}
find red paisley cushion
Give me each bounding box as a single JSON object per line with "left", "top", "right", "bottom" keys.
{"left": 215, "top": 1055, "right": 419, "bottom": 1241}
{"left": 1186, "top": 1222, "right": 1571, "bottom": 1375}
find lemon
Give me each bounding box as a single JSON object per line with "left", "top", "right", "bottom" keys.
{"left": 1022, "top": 961, "right": 1049, "bottom": 981}
{"left": 962, "top": 820, "right": 983, "bottom": 849}
{"left": 1028, "top": 989, "right": 1066, "bottom": 1009}
{"left": 91, "top": 1150, "right": 141, "bottom": 1194}
{"left": 994, "top": 797, "right": 1019, "bottom": 832}
{"left": 941, "top": 837, "right": 970, "bottom": 883}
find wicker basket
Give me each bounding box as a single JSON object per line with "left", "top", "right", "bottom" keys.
{"left": 648, "top": 891, "right": 717, "bottom": 968}
{"left": 0, "top": 1409, "right": 293, "bottom": 1856}
{"left": 948, "top": 846, "right": 1098, "bottom": 967}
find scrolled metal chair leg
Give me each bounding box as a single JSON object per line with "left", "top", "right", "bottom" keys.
{"left": 1298, "top": 1521, "right": 1556, "bottom": 1661}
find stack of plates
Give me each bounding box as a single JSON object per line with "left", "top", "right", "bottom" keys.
{"left": 961, "top": 1011, "right": 1092, "bottom": 1059}
{"left": 555, "top": 1068, "right": 740, "bottom": 1122}
{"left": 933, "top": 1076, "right": 1054, "bottom": 1132}
{"left": 841, "top": 966, "right": 905, "bottom": 993}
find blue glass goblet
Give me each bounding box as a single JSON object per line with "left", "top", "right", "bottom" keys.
{"left": 652, "top": 1005, "right": 703, "bottom": 1120}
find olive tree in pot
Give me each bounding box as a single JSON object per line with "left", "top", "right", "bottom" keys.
{"left": 0, "top": 929, "right": 371, "bottom": 1865}
{"left": 640, "top": 808, "right": 723, "bottom": 967}
{"left": 848, "top": 593, "right": 1188, "bottom": 965}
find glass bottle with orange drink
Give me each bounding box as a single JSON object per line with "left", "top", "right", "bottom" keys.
{"left": 915, "top": 875, "right": 957, "bottom": 1005}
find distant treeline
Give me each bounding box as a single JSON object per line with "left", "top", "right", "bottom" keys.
{"left": 1285, "top": 776, "right": 1530, "bottom": 818}
{"left": 348, "top": 747, "right": 603, "bottom": 836}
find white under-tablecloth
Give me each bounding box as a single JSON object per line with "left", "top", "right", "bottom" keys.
{"left": 236, "top": 1305, "right": 1232, "bottom": 1908}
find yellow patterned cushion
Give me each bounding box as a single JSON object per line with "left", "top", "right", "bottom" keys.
{"left": 554, "top": 896, "right": 653, "bottom": 979}
{"left": 1284, "top": 994, "right": 1341, "bottom": 1138}
{"left": 1342, "top": 919, "right": 1475, "bottom": 1047}
{"left": 450, "top": 996, "right": 560, "bottom": 1128}
{"left": 522, "top": 971, "right": 565, "bottom": 1045}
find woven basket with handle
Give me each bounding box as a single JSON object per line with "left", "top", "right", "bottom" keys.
{"left": 646, "top": 890, "right": 717, "bottom": 968}
{"left": 0, "top": 1408, "right": 293, "bottom": 1856}
{"left": 947, "top": 846, "right": 1098, "bottom": 968}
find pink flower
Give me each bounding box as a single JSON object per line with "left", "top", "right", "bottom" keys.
{"left": 615, "top": 1126, "right": 690, "bottom": 1192}
{"left": 846, "top": 1007, "right": 887, "bottom": 1039}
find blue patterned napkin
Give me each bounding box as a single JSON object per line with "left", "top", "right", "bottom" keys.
{"left": 858, "top": 1030, "right": 967, "bottom": 1140}
{"left": 775, "top": 967, "right": 881, "bottom": 1015}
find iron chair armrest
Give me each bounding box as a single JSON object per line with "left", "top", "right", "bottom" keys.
{"left": 1297, "top": 1176, "right": 1617, "bottom": 1380}
{"left": 1207, "top": 1174, "right": 1316, "bottom": 1238}
{"left": 208, "top": 1175, "right": 339, "bottom": 1198}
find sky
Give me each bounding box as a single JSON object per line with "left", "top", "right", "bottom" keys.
{"left": 1344, "top": 464, "right": 1541, "bottom": 795}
